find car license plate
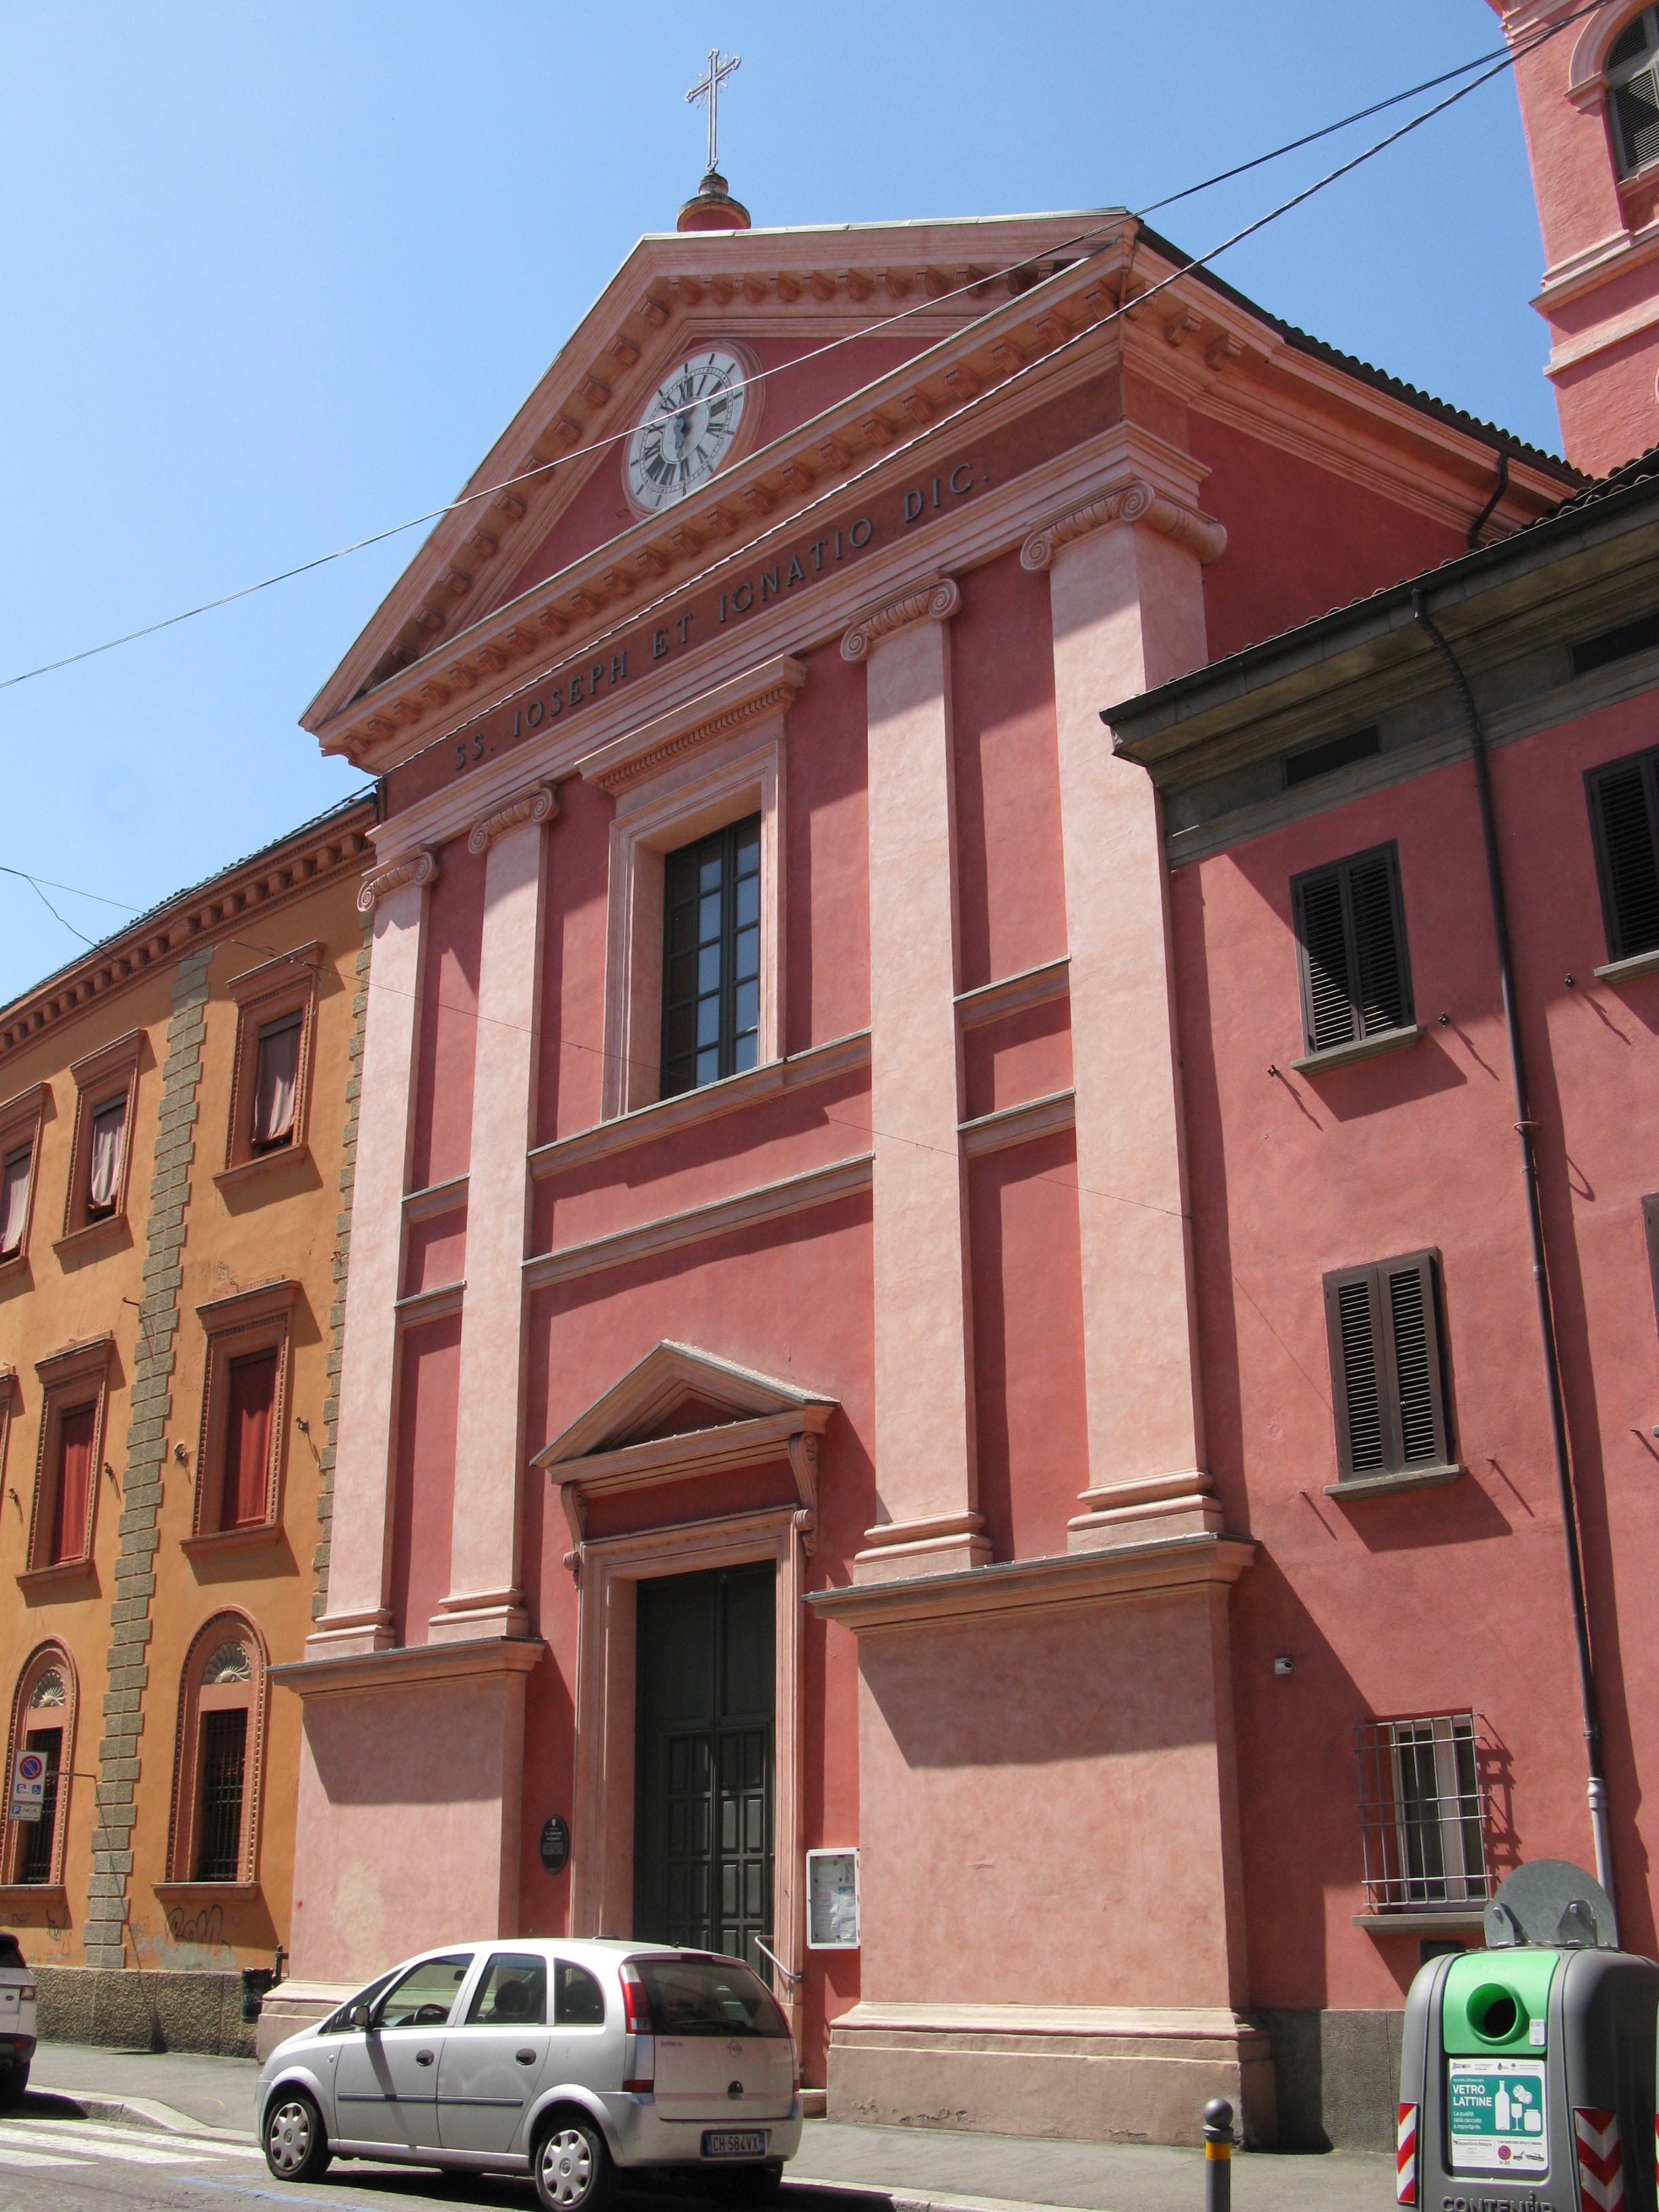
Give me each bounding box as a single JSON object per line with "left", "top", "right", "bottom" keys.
{"left": 703, "top": 2131, "right": 768, "bottom": 2159}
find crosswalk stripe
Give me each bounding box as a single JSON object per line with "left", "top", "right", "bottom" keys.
{"left": 0, "top": 2142, "right": 87, "bottom": 2167}
{"left": 0, "top": 2124, "right": 210, "bottom": 2165}
{"left": 8, "top": 2117, "right": 258, "bottom": 2158}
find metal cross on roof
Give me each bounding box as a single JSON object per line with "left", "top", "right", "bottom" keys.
{"left": 687, "top": 47, "right": 741, "bottom": 176}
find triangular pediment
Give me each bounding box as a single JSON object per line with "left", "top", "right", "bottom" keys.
{"left": 300, "top": 209, "right": 1126, "bottom": 756}
{"left": 536, "top": 1340, "right": 834, "bottom": 1469}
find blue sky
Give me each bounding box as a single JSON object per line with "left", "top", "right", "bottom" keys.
{"left": 2, "top": 2, "right": 1555, "bottom": 1004}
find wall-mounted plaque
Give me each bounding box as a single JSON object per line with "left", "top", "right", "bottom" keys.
{"left": 539, "top": 1816, "right": 571, "bottom": 1875}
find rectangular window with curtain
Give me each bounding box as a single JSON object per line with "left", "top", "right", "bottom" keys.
{"left": 250, "top": 1011, "right": 302, "bottom": 1151}
{"left": 0, "top": 1141, "right": 31, "bottom": 1259}
{"left": 661, "top": 815, "right": 762, "bottom": 1099}
{"left": 1324, "top": 1251, "right": 1453, "bottom": 1483}
{"left": 1291, "top": 844, "right": 1413, "bottom": 1057}
{"left": 194, "top": 1708, "right": 248, "bottom": 1883}
{"left": 220, "top": 1349, "right": 276, "bottom": 1530}
{"left": 85, "top": 1096, "right": 127, "bottom": 1218}
{"left": 48, "top": 1402, "right": 96, "bottom": 1565}
{"left": 17, "top": 1726, "right": 62, "bottom": 1885}
{"left": 1586, "top": 745, "right": 1659, "bottom": 964}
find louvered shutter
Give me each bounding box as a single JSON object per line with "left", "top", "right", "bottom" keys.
{"left": 1324, "top": 1250, "right": 1450, "bottom": 1480}
{"left": 1587, "top": 751, "right": 1659, "bottom": 960}
{"left": 1615, "top": 68, "right": 1659, "bottom": 173}
{"left": 1293, "top": 845, "right": 1412, "bottom": 1056}
{"left": 1644, "top": 1195, "right": 1659, "bottom": 1336}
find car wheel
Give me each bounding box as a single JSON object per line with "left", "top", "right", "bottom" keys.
{"left": 710, "top": 2162, "right": 784, "bottom": 2207}
{"left": 533, "top": 2116, "right": 615, "bottom": 2212}
{"left": 0, "top": 2062, "right": 25, "bottom": 2110}
{"left": 263, "top": 2089, "right": 332, "bottom": 2184}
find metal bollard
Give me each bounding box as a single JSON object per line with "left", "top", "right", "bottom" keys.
{"left": 1202, "top": 2096, "right": 1233, "bottom": 2212}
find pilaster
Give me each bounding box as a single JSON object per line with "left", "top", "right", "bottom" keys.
{"left": 844, "top": 577, "right": 987, "bottom": 1582}
{"left": 306, "top": 856, "right": 435, "bottom": 1657}
{"left": 1021, "top": 478, "right": 1225, "bottom": 1551}
{"left": 431, "top": 784, "right": 556, "bottom": 1643}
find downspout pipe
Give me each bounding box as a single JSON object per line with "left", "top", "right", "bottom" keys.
{"left": 1412, "top": 592, "right": 1616, "bottom": 1930}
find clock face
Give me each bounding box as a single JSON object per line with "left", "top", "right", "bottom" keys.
{"left": 625, "top": 347, "right": 750, "bottom": 514}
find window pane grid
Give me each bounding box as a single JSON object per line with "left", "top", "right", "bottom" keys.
{"left": 1355, "top": 1712, "right": 1492, "bottom": 1911}
{"left": 194, "top": 1708, "right": 247, "bottom": 1883}
{"left": 661, "top": 815, "right": 762, "bottom": 1099}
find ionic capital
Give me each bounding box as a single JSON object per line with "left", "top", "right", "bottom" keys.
{"left": 1020, "top": 478, "right": 1227, "bottom": 572}
{"left": 466, "top": 781, "right": 558, "bottom": 855}
{"left": 356, "top": 848, "right": 440, "bottom": 914}
{"left": 840, "top": 575, "right": 960, "bottom": 662}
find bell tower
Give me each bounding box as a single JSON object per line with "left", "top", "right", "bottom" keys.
{"left": 1493, "top": 1, "right": 1659, "bottom": 474}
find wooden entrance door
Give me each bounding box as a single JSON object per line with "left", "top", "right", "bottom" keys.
{"left": 634, "top": 1563, "right": 775, "bottom": 1973}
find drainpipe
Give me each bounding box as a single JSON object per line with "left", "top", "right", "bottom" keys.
{"left": 1412, "top": 592, "right": 1616, "bottom": 1932}
{"left": 1467, "top": 452, "right": 1510, "bottom": 553}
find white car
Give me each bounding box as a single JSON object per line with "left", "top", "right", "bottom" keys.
{"left": 0, "top": 1933, "right": 37, "bottom": 2104}
{"left": 255, "top": 1939, "right": 802, "bottom": 2211}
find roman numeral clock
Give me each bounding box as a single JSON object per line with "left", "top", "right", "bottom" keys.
{"left": 624, "top": 344, "right": 756, "bottom": 514}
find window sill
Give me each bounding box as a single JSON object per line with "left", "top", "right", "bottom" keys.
{"left": 1292, "top": 1024, "right": 1422, "bottom": 1076}
{"left": 0, "top": 1885, "right": 66, "bottom": 1912}
{"left": 1593, "top": 947, "right": 1659, "bottom": 985}
{"left": 1325, "top": 1465, "right": 1462, "bottom": 1501}
{"left": 16, "top": 1557, "right": 97, "bottom": 1594}
{"left": 152, "top": 1881, "right": 260, "bottom": 1904}
{"left": 53, "top": 1214, "right": 130, "bottom": 1261}
{"left": 182, "top": 1522, "right": 283, "bottom": 1563}
{"left": 1353, "top": 1907, "right": 1486, "bottom": 1936}
{"left": 213, "top": 1143, "right": 312, "bottom": 1194}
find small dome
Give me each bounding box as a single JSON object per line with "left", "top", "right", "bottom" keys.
{"left": 677, "top": 169, "right": 751, "bottom": 234}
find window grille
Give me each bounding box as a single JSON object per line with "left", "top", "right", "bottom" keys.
{"left": 1291, "top": 844, "right": 1413, "bottom": 1057}
{"left": 194, "top": 1708, "right": 247, "bottom": 1883}
{"left": 661, "top": 815, "right": 762, "bottom": 1098}
{"left": 1355, "top": 1711, "right": 1492, "bottom": 1912}
{"left": 1610, "top": 8, "right": 1659, "bottom": 178}
{"left": 16, "top": 1727, "right": 61, "bottom": 1886}
{"left": 1586, "top": 745, "right": 1659, "bottom": 963}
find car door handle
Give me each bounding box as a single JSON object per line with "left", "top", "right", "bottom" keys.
{"left": 516, "top": 2049, "right": 537, "bottom": 2066}
{"left": 415, "top": 2049, "right": 435, "bottom": 2066}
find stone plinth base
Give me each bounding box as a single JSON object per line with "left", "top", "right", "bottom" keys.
{"left": 254, "top": 1980, "right": 354, "bottom": 2061}
{"left": 36, "top": 1965, "right": 255, "bottom": 2057}
{"left": 826, "top": 2001, "right": 1276, "bottom": 2147}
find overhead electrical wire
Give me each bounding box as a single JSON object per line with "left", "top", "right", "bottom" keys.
{"left": 0, "top": 1, "right": 1605, "bottom": 697}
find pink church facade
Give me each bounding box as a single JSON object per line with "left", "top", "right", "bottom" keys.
{"left": 271, "top": 41, "right": 1659, "bottom": 2134}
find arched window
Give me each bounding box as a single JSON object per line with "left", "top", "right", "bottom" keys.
{"left": 165, "top": 1616, "right": 266, "bottom": 1889}
{"left": 1610, "top": 8, "right": 1659, "bottom": 177}
{"left": 1, "top": 1644, "right": 77, "bottom": 1892}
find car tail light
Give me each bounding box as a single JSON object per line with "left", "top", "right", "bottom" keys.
{"left": 620, "top": 1963, "right": 653, "bottom": 2093}
{"left": 18, "top": 1985, "right": 34, "bottom": 2002}
{"left": 619, "top": 1963, "right": 652, "bottom": 2035}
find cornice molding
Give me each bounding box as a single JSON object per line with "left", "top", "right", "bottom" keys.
{"left": 466, "top": 781, "right": 558, "bottom": 855}
{"left": 1021, "top": 476, "right": 1228, "bottom": 571}
{"left": 577, "top": 655, "right": 806, "bottom": 795}
{"left": 0, "top": 802, "right": 375, "bottom": 1069}
{"left": 840, "top": 575, "right": 960, "bottom": 661}
{"left": 356, "top": 847, "right": 440, "bottom": 914}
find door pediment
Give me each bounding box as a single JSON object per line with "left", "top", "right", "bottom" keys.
{"left": 533, "top": 1341, "right": 835, "bottom": 1572}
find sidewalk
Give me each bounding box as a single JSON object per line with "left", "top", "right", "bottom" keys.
{"left": 26, "top": 2042, "right": 1396, "bottom": 2212}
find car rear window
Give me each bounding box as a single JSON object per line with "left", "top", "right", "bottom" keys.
{"left": 632, "top": 1956, "right": 787, "bottom": 2038}
{"left": 0, "top": 1936, "right": 24, "bottom": 1970}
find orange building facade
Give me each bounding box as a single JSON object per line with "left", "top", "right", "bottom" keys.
{"left": 0, "top": 797, "right": 374, "bottom": 2050}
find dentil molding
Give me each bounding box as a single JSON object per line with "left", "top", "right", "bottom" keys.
{"left": 356, "top": 848, "right": 441, "bottom": 914}
{"left": 466, "top": 781, "right": 558, "bottom": 854}
{"left": 1019, "top": 477, "right": 1228, "bottom": 571}
{"left": 840, "top": 575, "right": 961, "bottom": 661}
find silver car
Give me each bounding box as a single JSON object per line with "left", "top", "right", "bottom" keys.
{"left": 255, "top": 1939, "right": 802, "bottom": 2211}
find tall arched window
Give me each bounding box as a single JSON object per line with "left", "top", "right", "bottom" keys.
{"left": 164, "top": 1616, "right": 266, "bottom": 1889}
{"left": 1, "top": 1644, "right": 77, "bottom": 1893}
{"left": 1610, "top": 9, "right": 1659, "bottom": 177}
